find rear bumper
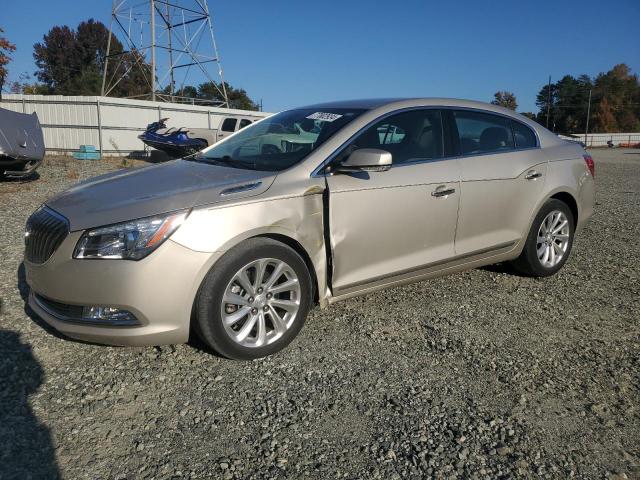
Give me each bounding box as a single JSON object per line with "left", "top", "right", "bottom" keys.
{"left": 25, "top": 234, "right": 220, "bottom": 346}
{"left": 576, "top": 172, "right": 596, "bottom": 235}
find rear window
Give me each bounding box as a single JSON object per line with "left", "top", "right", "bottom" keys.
{"left": 239, "top": 119, "right": 252, "bottom": 129}
{"left": 454, "top": 110, "right": 515, "bottom": 155}
{"left": 512, "top": 121, "right": 537, "bottom": 148}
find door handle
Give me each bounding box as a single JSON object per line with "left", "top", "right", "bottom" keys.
{"left": 525, "top": 170, "right": 542, "bottom": 180}
{"left": 431, "top": 186, "right": 456, "bottom": 198}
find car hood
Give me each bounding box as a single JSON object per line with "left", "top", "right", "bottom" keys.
{"left": 46, "top": 159, "right": 276, "bottom": 231}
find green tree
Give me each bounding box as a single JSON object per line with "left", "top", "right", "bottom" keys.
{"left": 533, "top": 64, "right": 640, "bottom": 134}
{"left": 33, "top": 25, "right": 75, "bottom": 93}
{"left": 161, "top": 84, "right": 198, "bottom": 101}
{"left": 198, "top": 81, "right": 258, "bottom": 110}
{"left": 535, "top": 82, "right": 557, "bottom": 129}
{"left": 0, "top": 27, "right": 17, "bottom": 99}
{"left": 491, "top": 91, "right": 517, "bottom": 110}
{"left": 180, "top": 85, "right": 198, "bottom": 99}
{"left": 552, "top": 75, "right": 593, "bottom": 134}
{"left": 592, "top": 97, "right": 617, "bottom": 132}
{"left": 22, "top": 82, "right": 50, "bottom": 95}
{"left": 33, "top": 19, "right": 151, "bottom": 97}
{"left": 592, "top": 64, "right": 640, "bottom": 131}
{"left": 32, "top": 20, "right": 258, "bottom": 108}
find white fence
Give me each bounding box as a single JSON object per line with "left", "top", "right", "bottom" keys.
{"left": 563, "top": 132, "right": 640, "bottom": 148}
{"left": 0, "top": 94, "right": 270, "bottom": 156}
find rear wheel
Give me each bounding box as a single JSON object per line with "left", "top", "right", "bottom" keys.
{"left": 195, "top": 238, "right": 312, "bottom": 359}
{"left": 511, "top": 199, "right": 575, "bottom": 277}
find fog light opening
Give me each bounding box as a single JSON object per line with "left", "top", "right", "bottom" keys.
{"left": 82, "top": 306, "right": 139, "bottom": 326}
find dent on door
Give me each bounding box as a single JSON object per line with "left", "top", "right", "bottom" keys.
{"left": 327, "top": 160, "right": 460, "bottom": 293}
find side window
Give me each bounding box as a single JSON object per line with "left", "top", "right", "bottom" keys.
{"left": 511, "top": 121, "right": 537, "bottom": 149}
{"left": 377, "top": 124, "right": 406, "bottom": 144}
{"left": 239, "top": 119, "right": 252, "bottom": 129}
{"left": 453, "top": 110, "right": 514, "bottom": 155}
{"left": 350, "top": 110, "right": 443, "bottom": 165}
{"left": 221, "top": 118, "right": 237, "bottom": 132}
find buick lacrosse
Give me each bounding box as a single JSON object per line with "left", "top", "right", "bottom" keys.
{"left": 24, "top": 99, "right": 595, "bottom": 359}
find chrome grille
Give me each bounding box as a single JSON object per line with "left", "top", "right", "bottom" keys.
{"left": 24, "top": 207, "right": 69, "bottom": 264}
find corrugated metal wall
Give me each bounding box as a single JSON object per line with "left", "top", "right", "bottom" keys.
{"left": 0, "top": 94, "right": 270, "bottom": 155}
{"left": 561, "top": 132, "right": 640, "bottom": 147}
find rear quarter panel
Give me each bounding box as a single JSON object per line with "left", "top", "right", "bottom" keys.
{"left": 530, "top": 142, "right": 595, "bottom": 235}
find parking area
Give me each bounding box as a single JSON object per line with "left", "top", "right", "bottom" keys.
{"left": 0, "top": 150, "right": 638, "bottom": 479}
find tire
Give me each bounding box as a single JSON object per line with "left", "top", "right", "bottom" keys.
{"left": 195, "top": 238, "right": 313, "bottom": 360}
{"left": 511, "top": 199, "right": 575, "bottom": 277}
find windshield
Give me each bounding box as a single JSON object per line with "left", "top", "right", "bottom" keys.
{"left": 195, "top": 108, "right": 366, "bottom": 171}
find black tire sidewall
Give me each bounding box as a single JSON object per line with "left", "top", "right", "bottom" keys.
{"left": 516, "top": 199, "right": 575, "bottom": 277}
{"left": 195, "top": 239, "right": 312, "bottom": 360}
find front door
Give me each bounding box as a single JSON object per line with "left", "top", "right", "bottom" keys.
{"left": 325, "top": 109, "right": 460, "bottom": 293}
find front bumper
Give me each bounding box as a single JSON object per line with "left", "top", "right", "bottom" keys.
{"left": 25, "top": 231, "right": 219, "bottom": 346}
{"left": 1, "top": 156, "right": 42, "bottom": 178}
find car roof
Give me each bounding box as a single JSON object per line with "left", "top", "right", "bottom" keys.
{"left": 299, "top": 97, "right": 510, "bottom": 111}
{"left": 300, "top": 98, "right": 408, "bottom": 109}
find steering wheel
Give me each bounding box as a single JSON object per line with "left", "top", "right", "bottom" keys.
{"left": 261, "top": 144, "right": 281, "bottom": 155}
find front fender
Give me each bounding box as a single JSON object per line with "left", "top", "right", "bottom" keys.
{"left": 171, "top": 193, "right": 329, "bottom": 304}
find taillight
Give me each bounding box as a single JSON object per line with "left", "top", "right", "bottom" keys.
{"left": 583, "top": 154, "right": 595, "bottom": 177}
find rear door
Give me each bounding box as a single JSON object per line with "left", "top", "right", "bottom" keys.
{"left": 326, "top": 109, "right": 461, "bottom": 293}
{"left": 449, "top": 109, "right": 547, "bottom": 255}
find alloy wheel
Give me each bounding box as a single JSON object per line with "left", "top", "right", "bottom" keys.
{"left": 221, "top": 258, "right": 301, "bottom": 348}
{"left": 536, "top": 210, "right": 570, "bottom": 268}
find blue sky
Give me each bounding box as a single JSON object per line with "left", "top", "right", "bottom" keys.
{"left": 2, "top": 0, "right": 638, "bottom": 113}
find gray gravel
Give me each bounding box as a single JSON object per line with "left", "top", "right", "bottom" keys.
{"left": 1, "top": 151, "right": 638, "bottom": 479}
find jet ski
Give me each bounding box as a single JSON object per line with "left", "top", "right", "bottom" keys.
{"left": 138, "top": 118, "right": 215, "bottom": 158}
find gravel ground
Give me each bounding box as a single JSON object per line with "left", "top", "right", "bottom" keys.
{"left": 0, "top": 150, "right": 638, "bottom": 479}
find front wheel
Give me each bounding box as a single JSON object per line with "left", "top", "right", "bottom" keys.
{"left": 195, "top": 238, "right": 312, "bottom": 360}
{"left": 511, "top": 199, "right": 575, "bottom": 277}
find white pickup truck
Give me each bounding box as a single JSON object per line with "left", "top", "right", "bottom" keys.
{"left": 139, "top": 114, "right": 264, "bottom": 157}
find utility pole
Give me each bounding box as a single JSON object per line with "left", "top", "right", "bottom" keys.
{"left": 584, "top": 89, "right": 592, "bottom": 147}
{"left": 150, "top": 0, "right": 156, "bottom": 101}
{"left": 546, "top": 75, "right": 551, "bottom": 129}
{"left": 101, "top": 2, "right": 115, "bottom": 97}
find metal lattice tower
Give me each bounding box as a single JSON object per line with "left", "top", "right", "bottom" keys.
{"left": 101, "top": 0, "right": 229, "bottom": 106}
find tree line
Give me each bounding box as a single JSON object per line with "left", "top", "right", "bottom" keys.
{"left": 0, "top": 20, "right": 258, "bottom": 110}
{"left": 491, "top": 64, "right": 640, "bottom": 134}
{"left": 2, "top": 23, "right": 639, "bottom": 128}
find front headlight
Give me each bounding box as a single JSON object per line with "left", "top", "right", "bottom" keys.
{"left": 74, "top": 211, "right": 188, "bottom": 260}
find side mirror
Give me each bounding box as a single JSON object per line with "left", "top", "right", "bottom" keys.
{"left": 335, "top": 148, "right": 392, "bottom": 173}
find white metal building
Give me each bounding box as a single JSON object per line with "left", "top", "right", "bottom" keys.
{"left": 0, "top": 94, "right": 270, "bottom": 156}
{"left": 561, "top": 132, "right": 640, "bottom": 148}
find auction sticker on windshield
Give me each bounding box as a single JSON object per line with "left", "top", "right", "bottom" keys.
{"left": 306, "top": 112, "right": 343, "bottom": 122}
